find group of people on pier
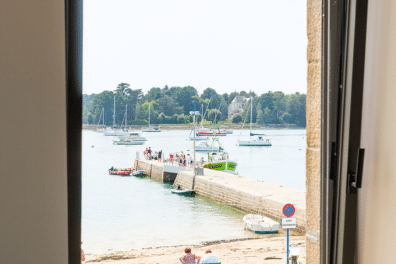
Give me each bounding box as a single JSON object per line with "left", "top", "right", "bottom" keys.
{"left": 144, "top": 148, "right": 207, "bottom": 168}
{"left": 144, "top": 147, "right": 162, "bottom": 162}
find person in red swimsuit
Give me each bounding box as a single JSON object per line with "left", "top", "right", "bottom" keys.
{"left": 179, "top": 248, "right": 201, "bottom": 264}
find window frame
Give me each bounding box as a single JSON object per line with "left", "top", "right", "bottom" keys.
{"left": 66, "top": 0, "right": 369, "bottom": 262}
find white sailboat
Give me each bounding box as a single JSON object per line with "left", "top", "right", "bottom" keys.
{"left": 95, "top": 107, "right": 106, "bottom": 132}
{"left": 104, "top": 96, "right": 129, "bottom": 136}
{"left": 237, "top": 97, "right": 271, "bottom": 146}
{"left": 142, "top": 103, "right": 161, "bottom": 132}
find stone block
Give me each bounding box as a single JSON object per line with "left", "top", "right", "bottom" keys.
{"left": 307, "top": 62, "right": 321, "bottom": 148}
{"left": 306, "top": 147, "right": 321, "bottom": 234}
{"left": 307, "top": 0, "right": 322, "bottom": 62}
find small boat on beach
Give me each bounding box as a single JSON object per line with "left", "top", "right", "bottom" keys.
{"left": 243, "top": 214, "right": 279, "bottom": 234}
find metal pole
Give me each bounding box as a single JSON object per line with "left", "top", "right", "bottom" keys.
{"left": 287, "top": 228, "right": 289, "bottom": 264}
{"left": 192, "top": 102, "right": 196, "bottom": 190}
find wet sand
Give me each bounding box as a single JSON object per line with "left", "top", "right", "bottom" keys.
{"left": 85, "top": 235, "right": 306, "bottom": 264}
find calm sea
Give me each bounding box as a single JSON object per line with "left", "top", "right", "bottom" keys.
{"left": 82, "top": 129, "right": 306, "bottom": 255}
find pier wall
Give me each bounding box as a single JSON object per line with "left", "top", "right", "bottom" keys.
{"left": 174, "top": 170, "right": 306, "bottom": 232}
{"left": 136, "top": 160, "right": 306, "bottom": 231}
{"left": 134, "top": 159, "right": 164, "bottom": 181}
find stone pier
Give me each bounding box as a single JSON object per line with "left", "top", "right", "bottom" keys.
{"left": 134, "top": 159, "right": 306, "bottom": 231}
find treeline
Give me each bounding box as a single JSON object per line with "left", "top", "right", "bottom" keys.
{"left": 83, "top": 83, "right": 306, "bottom": 127}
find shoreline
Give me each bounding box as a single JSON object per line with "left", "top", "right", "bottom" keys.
{"left": 82, "top": 124, "right": 306, "bottom": 131}
{"left": 85, "top": 235, "right": 306, "bottom": 264}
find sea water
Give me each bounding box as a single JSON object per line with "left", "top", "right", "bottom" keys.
{"left": 82, "top": 129, "right": 306, "bottom": 255}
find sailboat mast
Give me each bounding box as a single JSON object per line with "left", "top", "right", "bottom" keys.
{"left": 250, "top": 97, "right": 253, "bottom": 138}
{"left": 201, "top": 103, "right": 203, "bottom": 128}
{"left": 125, "top": 104, "right": 127, "bottom": 130}
{"left": 102, "top": 107, "right": 105, "bottom": 129}
{"left": 113, "top": 96, "right": 116, "bottom": 128}
{"left": 148, "top": 103, "right": 150, "bottom": 128}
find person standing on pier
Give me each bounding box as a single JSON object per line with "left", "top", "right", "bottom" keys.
{"left": 158, "top": 150, "right": 162, "bottom": 162}
{"left": 148, "top": 147, "right": 152, "bottom": 160}
{"left": 144, "top": 148, "right": 148, "bottom": 159}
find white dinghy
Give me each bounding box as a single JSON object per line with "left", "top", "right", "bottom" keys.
{"left": 243, "top": 214, "right": 279, "bottom": 234}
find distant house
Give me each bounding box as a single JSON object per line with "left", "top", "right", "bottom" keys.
{"left": 228, "top": 96, "right": 250, "bottom": 120}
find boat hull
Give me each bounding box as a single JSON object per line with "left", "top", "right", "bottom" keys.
{"left": 132, "top": 170, "right": 145, "bottom": 177}
{"left": 114, "top": 140, "right": 145, "bottom": 145}
{"left": 203, "top": 160, "right": 237, "bottom": 173}
{"left": 171, "top": 189, "right": 195, "bottom": 196}
{"left": 109, "top": 171, "right": 131, "bottom": 176}
{"left": 237, "top": 140, "right": 271, "bottom": 146}
{"left": 197, "top": 132, "right": 226, "bottom": 136}
{"left": 243, "top": 214, "right": 279, "bottom": 234}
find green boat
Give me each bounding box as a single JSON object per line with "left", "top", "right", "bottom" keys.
{"left": 202, "top": 143, "right": 237, "bottom": 174}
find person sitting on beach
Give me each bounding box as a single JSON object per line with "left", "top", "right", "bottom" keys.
{"left": 200, "top": 249, "right": 219, "bottom": 263}
{"left": 179, "top": 248, "right": 201, "bottom": 264}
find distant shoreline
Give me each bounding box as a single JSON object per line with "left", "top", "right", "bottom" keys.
{"left": 82, "top": 124, "right": 306, "bottom": 131}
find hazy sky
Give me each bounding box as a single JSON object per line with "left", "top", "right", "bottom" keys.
{"left": 83, "top": 0, "right": 307, "bottom": 95}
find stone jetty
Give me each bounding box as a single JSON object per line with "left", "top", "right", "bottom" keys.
{"left": 134, "top": 159, "right": 306, "bottom": 231}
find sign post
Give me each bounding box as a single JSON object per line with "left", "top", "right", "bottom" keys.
{"left": 282, "top": 204, "right": 296, "bottom": 264}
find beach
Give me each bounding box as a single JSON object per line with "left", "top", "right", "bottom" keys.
{"left": 85, "top": 235, "right": 306, "bottom": 264}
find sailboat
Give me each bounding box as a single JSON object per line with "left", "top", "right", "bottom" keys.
{"left": 237, "top": 97, "right": 271, "bottom": 146}
{"left": 142, "top": 103, "right": 161, "bottom": 132}
{"left": 95, "top": 107, "right": 106, "bottom": 132}
{"left": 113, "top": 105, "right": 145, "bottom": 145}
{"left": 104, "top": 96, "right": 129, "bottom": 136}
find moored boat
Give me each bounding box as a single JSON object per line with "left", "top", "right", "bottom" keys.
{"left": 108, "top": 167, "right": 133, "bottom": 176}
{"left": 201, "top": 141, "right": 237, "bottom": 174}
{"left": 197, "top": 131, "right": 226, "bottom": 137}
{"left": 243, "top": 214, "right": 279, "bottom": 234}
{"left": 195, "top": 139, "right": 221, "bottom": 152}
{"left": 132, "top": 170, "right": 145, "bottom": 177}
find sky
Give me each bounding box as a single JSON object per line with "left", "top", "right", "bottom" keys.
{"left": 83, "top": 0, "right": 307, "bottom": 96}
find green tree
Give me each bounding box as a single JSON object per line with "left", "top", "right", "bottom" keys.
{"left": 175, "top": 86, "right": 198, "bottom": 115}
{"left": 157, "top": 113, "right": 166, "bottom": 124}
{"left": 232, "top": 114, "right": 242, "bottom": 123}
{"left": 177, "top": 114, "right": 185, "bottom": 124}
{"left": 207, "top": 109, "right": 222, "bottom": 124}
{"left": 145, "top": 87, "right": 162, "bottom": 102}
{"left": 116, "top": 83, "right": 130, "bottom": 95}
{"left": 158, "top": 96, "right": 176, "bottom": 116}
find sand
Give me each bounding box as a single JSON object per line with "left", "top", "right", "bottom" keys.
{"left": 84, "top": 235, "right": 306, "bottom": 264}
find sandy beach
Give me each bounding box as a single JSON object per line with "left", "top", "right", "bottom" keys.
{"left": 85, "top": 235, "right": 306, "bottom": 264}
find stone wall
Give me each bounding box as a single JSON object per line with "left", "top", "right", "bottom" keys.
{"left": 134, "top": 159, "right": 164, "bottom": 181}
{"left": 174, "top": 170, "right": 306, "bottom": 232}
{"left": 306, "top": 0, "right": 321, "bottom": 262}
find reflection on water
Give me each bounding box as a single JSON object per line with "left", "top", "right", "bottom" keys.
{"left": 82, "top": 129, "right": 305, "bottom": 255}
